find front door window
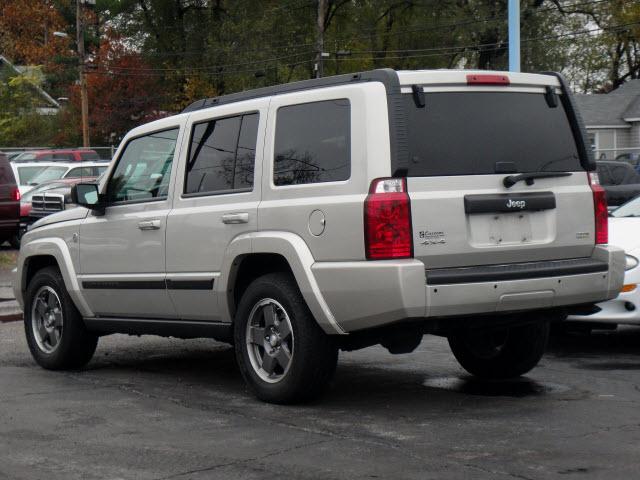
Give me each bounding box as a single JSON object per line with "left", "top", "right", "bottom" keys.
{"left": 107, "top": 128, "right": 179, "bottom": 203}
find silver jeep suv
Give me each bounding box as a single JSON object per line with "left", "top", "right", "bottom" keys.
{"left": 14, "top": 69, "right": 625, "bottom": 403}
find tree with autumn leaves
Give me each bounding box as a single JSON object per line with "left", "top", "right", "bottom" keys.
{"left": 59, "top": 30, "right": 167, "bottom": 146}
{"left": 1, "top": 0, "right": 640, "bottom": 148}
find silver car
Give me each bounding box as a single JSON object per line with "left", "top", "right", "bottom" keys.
{"left": 14, "top": 69, "right": 625, "bottom": 403}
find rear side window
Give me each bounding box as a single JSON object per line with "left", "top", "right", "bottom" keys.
{"left": 185, "top": 113, "right": 259, "bottom": 195}
{"left": 80, "top": 152, "right": 100, "bottom": 160}
{"left": 273, "top": 99, "right": 350, "bottom": 186}
{"left": 402, "top": 92, "right": 582, "bottom": 176}
{"left": 66, "top": 166, "right": 99, "bottom": 178}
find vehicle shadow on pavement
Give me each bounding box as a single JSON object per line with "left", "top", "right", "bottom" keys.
{"left": 547, "top": 326, "right": 640, "bottom": 371}
{"left": 78, "top": 337, "right": 565, "bottom": 407}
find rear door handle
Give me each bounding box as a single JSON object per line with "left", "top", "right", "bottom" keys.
{"left": 222, "top": 213, "right": 249, "bottom": 224}
{"left": 137, "top": 219, "right": 161, "bottom": 230}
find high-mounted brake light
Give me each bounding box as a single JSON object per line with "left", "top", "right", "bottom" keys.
{"left": 364, "top": 178, "right": 413, "bottom": 260}
{"left": 589, "top": 172, "right": 608, "bottom": 244}
{"left": 466, "top": 74, "right": 510, "bottom": 85}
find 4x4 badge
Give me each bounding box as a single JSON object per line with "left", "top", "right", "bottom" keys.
{"left": 418, "top": 230, "right": 446, "bottom": 245}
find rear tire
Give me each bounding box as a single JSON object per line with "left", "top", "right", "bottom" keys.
{"left": 448, "top": 321, "right": 549, "bottom": 379}
{"left": 24, "top": 266, "right": 98, "bottom": 370}
{"left": 234, "top": 272, "right": 338, "bottom": 404}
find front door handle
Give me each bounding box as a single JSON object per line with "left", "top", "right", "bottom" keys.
{"left": 222, "top": 213, "right": 249, "bottom": 224}
{"left": 137, "top": 219, "right": 161, "bottom": 230}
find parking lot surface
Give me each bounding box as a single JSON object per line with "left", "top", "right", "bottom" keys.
{"left": 1, "top": 319, "right": 640, "bottom": 480}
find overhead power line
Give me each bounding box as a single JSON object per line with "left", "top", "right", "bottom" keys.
{"left": 122, "top": 0, "right": 618, "bottom": 59}
{"left": 89, "top": 20, "right": 640, "bottom": 78}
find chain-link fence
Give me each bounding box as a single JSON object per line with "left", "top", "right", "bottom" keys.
{"left": 0, "top": 146, "right": 116, "bottom": 160}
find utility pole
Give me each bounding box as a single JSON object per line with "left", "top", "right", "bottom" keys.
{"left": 508, "top": 0, "right": 520, "bottom": 72}
{"left": 77, "top": 0, "right": 90, "bottom": 147}
{"left": 315, "top": 0, "right": 327, "bottom": 78}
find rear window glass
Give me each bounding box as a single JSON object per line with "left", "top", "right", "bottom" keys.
{"left": 402, "top": 92, "right": 582, "bottom": 176}
{"left": 273, "top": 99, "right": 350, "bottom": 186}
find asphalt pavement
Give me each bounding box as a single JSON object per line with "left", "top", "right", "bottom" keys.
{"left": 2, "top": 316, "right": 640, "bottom": 480}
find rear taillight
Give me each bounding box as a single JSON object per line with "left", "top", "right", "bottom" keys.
{"left": 589, "top": 172, "right": 608, "bottom": 244}
{"left": 364, "top": 178, "right": 413, "bottom": 260}
{"left": 12, "top": 187, "right": 20, "bottom": 201}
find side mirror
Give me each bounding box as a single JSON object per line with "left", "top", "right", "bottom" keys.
{"left": 71, "top": 183, "right": 103, "bottom": 210}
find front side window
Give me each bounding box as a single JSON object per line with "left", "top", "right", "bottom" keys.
{"left": 273, "top": 99, "right": 351, "bottom": 186}
{"left": 66, "top": 166, "right": 101, "bottom": 178}
{"left": 107, "top": 128, "right": 179, "bottom": 203}
{"left": 185, "top": 113, "right": 259, "bottom": 195}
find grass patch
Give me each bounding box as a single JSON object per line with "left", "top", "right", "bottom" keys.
{"left": 0, "top": 251, "right": 18, "bottom": 269}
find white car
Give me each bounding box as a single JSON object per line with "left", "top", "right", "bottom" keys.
{"left": 567, "top": 196, "right": 640, "bottom": 326}
{"left": 11, "top": 161, "right": 109, "bottom": 196}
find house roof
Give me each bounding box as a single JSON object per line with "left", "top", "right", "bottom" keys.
{"left": 0, "top": 55, "right": 60, "bottom": 109}
{"left": 574, "top": 79, "right": 640, "bottom": 126}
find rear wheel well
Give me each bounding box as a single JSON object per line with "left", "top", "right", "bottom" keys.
{"left": 230, "top": 254, "right": 294, "bottom": 317}
{"left": 24, "top": 255, "right": 59, "bottom": 292}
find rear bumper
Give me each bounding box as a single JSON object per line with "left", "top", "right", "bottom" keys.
{"left": 312, "top": 245, "right": 625, "bottom": 333}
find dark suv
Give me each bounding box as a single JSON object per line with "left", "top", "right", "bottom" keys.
{"left": 0, "top": 153, "right": 20, "bottom": 247}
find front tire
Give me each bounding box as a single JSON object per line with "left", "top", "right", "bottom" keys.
{"left": 234, "top": 273, "right": 338, "bottom": 404}
{"left": 24, "top": 266, "right": 98, "bottom": 370}
{"left": 448, "top": 321, "right": 549, "bottom": 379}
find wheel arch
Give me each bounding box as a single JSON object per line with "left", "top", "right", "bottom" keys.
{"left": 219, "top": 231, "right": 345, "bottom": 335}
{"left": 17, "top": 238, "right": 93, "bottom": 317}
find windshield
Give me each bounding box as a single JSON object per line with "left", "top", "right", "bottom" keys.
{"left": 15, "top": 153, "right": 36, "bottom": 162}
{"left": 401, "top": 91, "right": 582, "bottom": 176}
{"left": 16, "top": 166, "right": 48, "bottom": 185}
{"left": 611, "top": 195, "right": 640, "bottom": 218}
{"left": 29, "top": 166, "right": 68, "bottom": 184}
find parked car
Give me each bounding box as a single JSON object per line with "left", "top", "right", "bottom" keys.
{"left": 11, "top": 161, "right": 109, "bottom": 196}
{"left": 0, "top": 153, "right": 20, "bottom": 248}
{"left": 567, "top": 195, "right": 640, "bottom": 328}
{"left": 596, "top": 160, "right": 640, "bottom": 207}
{"left": 12, "top": 149, "right": 100, "bottom": 163}
{"left": 615, "top": 152, "right": 640, "bottom": 171}
{"left": 19, "top": 177, "right": 98, "bottom": 240}
{"left": 27, "top": 162, "right": 108, "bottom": 186}
{"left": 15, "top": 69, "right": 625, "bottom": 403}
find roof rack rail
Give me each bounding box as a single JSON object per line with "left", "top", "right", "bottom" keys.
{"left": 181, "top": 68, "right": 400, "bottom": 114}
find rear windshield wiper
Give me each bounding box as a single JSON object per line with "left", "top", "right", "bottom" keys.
{"left": 503, "top": 171, "right": 572, "bottom": 188}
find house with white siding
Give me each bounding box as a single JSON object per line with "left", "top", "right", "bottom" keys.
{"left": 574, "top": 80, "right": 640, "bottom": 162}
